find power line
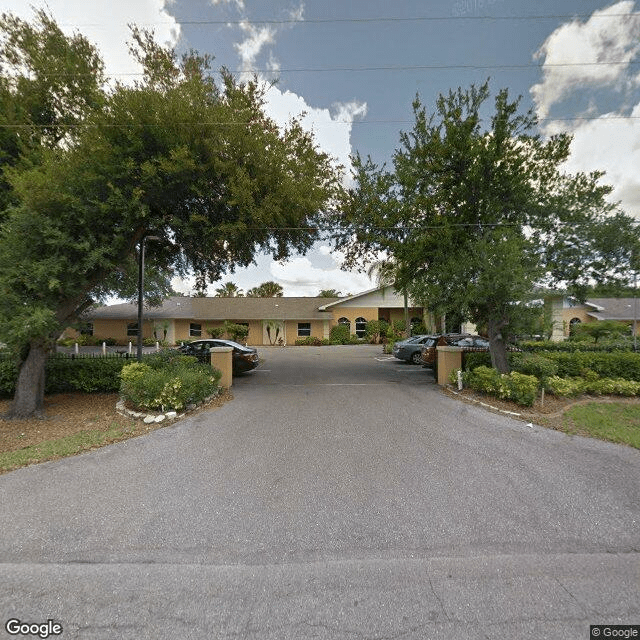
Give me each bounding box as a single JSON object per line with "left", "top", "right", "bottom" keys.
{"left": 6, "top": 60, "right": 640, "bottom": 79}
{"left": 0, "top": 115, "right": 638, "bottom": 129}
{"left": 63, "top": 13, "right": 640, "bottom": 27}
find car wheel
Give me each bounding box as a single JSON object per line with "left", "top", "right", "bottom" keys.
{"left": 411, "top": 352, "right": 423, "bottom": 365}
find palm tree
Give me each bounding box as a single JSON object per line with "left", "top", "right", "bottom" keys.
{"left": 246, "top": 281, "right": 284, "bottom": 297}
{"left": 317, "top": 288, "right": 342, "bottom": 297}
{"left": 214, "top": 282, "right": 244, "bottom": 297}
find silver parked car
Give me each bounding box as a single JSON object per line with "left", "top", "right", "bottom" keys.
{"left": 392, "top": 335, "right": 438, "bottom": 364}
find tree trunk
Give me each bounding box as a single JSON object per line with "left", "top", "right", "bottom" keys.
{"left": 6, "top": 343, "right": 48, "bottom": 419}
{"left": 487, "top": 319, "right": 510, "bottom": 374}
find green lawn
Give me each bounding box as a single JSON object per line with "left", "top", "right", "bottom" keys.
{"left": 562, "top": 403, "right": 640, "bottom": 449}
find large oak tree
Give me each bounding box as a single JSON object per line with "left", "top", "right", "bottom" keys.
{"left": 334, "top": 82, "right": 636, "bottom": 372}
{"left": 0, "top": 13, "right": 342, "bottom": 418}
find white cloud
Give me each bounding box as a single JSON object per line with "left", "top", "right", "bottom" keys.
{"left": 211, "top": 0, "right": 245, "bottom": 10}
{"left": 0, "top": 0, "right": 181, "bottom": 80}
{"left": 562, "top": 103, "right": 640, "bottom": 218}
{"left": 269, "top": 256, "right": 373, "bottom": 297}
{"left": 234, "top": 21, "right": 276, "bottom": 80}
{"left": 531, "top": 1, "right": 640, "bottom": 121}
{"left": 262, "top": 87, "right": 367, "bottom": 177}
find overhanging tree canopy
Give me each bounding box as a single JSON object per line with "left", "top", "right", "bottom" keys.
{"left": 0, "top": 13, "right": 342, "bottom": 418}
{"left": 334, "top": 82, "right": 637, "bottom": 371}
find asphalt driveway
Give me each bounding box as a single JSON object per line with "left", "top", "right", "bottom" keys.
{"left": 1, "top": 345, "right": 638, "bottom": 639}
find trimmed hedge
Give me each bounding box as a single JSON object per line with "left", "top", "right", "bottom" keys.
{"left": 0, "top": 355, "right": 130, "bottom": 397}
{"left": 295, "top": 337, "right": 330, "bottom": 346}
{"left": 518, "top": 340, "right": 633, "bottom": 353}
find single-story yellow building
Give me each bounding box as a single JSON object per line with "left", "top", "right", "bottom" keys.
{"left": 546, "top": 295, "right": 640, "bottom": 339}
{"left": 77, "top": 286, "right": 427, "bottom": 346}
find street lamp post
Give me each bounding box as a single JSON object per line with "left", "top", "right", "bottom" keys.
{"left": 137, "top": 235, "right": 160, "bottom": 362}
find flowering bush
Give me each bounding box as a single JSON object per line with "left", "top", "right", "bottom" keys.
{"left": 120, "top": 354, "right": 221, "bottom": 412}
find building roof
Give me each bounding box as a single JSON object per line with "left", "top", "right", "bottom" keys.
{"left": 87, "top": 296, "right": 340, "bottom": 322}
{"left": 584, "top": 298, "right": 640, "bottom": 321}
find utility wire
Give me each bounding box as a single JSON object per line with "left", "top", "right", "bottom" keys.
{"left": 0, "top": 115, "right": 638, "bottom": 129}
{"left": 63, "top": 13, "right": 640, "bottom": 27}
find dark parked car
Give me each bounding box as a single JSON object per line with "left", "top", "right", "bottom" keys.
{"left": 420, "top": 334, "right": 490, "bottom": 368}
{"left": 392, "top": 335, "right": 439, "bottom": 364}
{"left": 177, "top": 339, "right": 260, "bottom": 374}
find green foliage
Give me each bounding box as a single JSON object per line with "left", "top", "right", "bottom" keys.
{"left": 329, "top": 324, "right": 351, "bottom": 344}
{"left": 365, "top": 319, "right": 389, "bottom": 344}
{"left": 0, "top": 13, "right": 342, "bottom": 417}
{"left": 206, "top": 326, "right": 224, "bottom": 339}
{"left": 572, "top": 319, "right": 630, "bottom": 343}
{"left": 317, "top": 289, "right": 341, "bottom": 297}
{"left": 509, "top": 353, "right": 558, "bottom": 381}
{"left": 0, "top": 357, "right": 18, "bottom": 396}
{"left": 546, "top": 352, "right": 640, "bottom": 381}
{"left": 120, "top": 354, "right": 220, "bottom": 412}
{"left": 463, "top": 351, "right": 492, "bottom": 370}
{"left": 245, "top": 281, "right": 284, "bottom": 297}
{"left": 464, "top": 365, "right": 538, "bottom": 406}
{"left": 335, "top": 81, "right": 635, "bottom": 374}
{"left": 214, "top": 282, "right": 244, "bottom": 297}
{"left": 294, "top": 337, "right": 330, "bottom": 346}
{"left": 223, "top": 321, "right": 249, "bottom": 344}
{"left": 518, "top": 339, "right": 632, "bottom": 352}
{"left": 545, "top": 376, "right": 583, "bottom": 398}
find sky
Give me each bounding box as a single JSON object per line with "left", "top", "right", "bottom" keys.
{"left": 2, "top": 0, "right": 640, "bottom": 296}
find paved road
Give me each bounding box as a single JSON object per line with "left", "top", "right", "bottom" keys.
{"left": 1, "top": 345, "right": 638, "bottom": 639}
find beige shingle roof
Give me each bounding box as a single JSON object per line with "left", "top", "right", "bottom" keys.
{"left": 87, "top": 296, "right": 340, "bottom": 321}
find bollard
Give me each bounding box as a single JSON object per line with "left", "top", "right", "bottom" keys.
{"left": 457, "top": 369, "right": 463, "bottom": 391}
{"left": 102, "top": 342, "right": 106, "bottom": 355}
{"left": 74, "top": 342, "right": 79, "bottom": 355}
{"left": 128, "top": 341, "right": 132, "bottom": 354}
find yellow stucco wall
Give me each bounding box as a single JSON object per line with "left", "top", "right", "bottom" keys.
{"left": 92, "top": 319, "right": 155, "bottom": 344}
{"left": 561, "top": 307, "right": 591, "bottom": 336}
{"left": 328, "top": 307, "right": 379, "bottom": 332}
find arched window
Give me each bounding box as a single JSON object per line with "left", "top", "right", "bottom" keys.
{"left": 355, "top": 317, "right": 367, "bottom": 338}
{"left": 569, "top": 317, "right": 582, "bottom": 335}
{"left": 338, "top": 317, "right": 350, "bottom": 332}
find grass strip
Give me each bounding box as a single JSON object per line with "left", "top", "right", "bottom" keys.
{"left": 562, "top": 403, "right": 640, "bottom": 449}
{"left": 0, "top": 422, "right": 136, "bottom": 472}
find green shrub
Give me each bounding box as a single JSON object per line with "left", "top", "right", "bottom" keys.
{"left": 0, "top": 357, "right": 18, "bottom": 397}
{"left": 365, "top": 319, "right": 389, "bottom": 344}
{"left": 329, "top": 324, "right": 351, "bottom": 345}
{"left": 45, "top": 355, "right": 129, "bottom": 393}
{"left": 545, "top": 376, "right": 583, "bottom": 397}
{"left": 508, "top": 372, "right": 539, "bottom": 406}
{"left": 206, "top": 326, "right": 224, "bottom": 338}
{"left": 549, "top": 352, "right": 640, "bottom": 381}
{"left": 294, "top": 337, "right": 329, "bottom": 346}
{"left": 465, "top": 365, "right": 538, "bottom": 406}
{"left": 463, "top": 351, "right": 492, "bottom": 371}
{"left": 510, "top": 353, "right": 558, "bottom": 380}
{"left": 120, "top": 356, "right": 220, "bottom": 412}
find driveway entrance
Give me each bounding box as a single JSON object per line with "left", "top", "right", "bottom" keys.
{"left": 1, "top": 345, "right": 638, "bottom": 639}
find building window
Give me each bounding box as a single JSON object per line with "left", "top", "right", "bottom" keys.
{"left": 355, "top": 317, "right": 367, "bottom": 338}
{"left": 127, "top": 322, "right": 139, "bottom": 336}
{"left": 298, "top": 322, "right": 311, "bottom": 337}
{"left": 80, "top": 322, "right": 94, "bottom": 336}
{"left": 190, "top": 323, "right": 202, "bottom": 337}
{"left": 338, "top": 317, "right": 350, "bottom": 332}
{"left": 569, "top": 317, "right": 581, "bottom": 335}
